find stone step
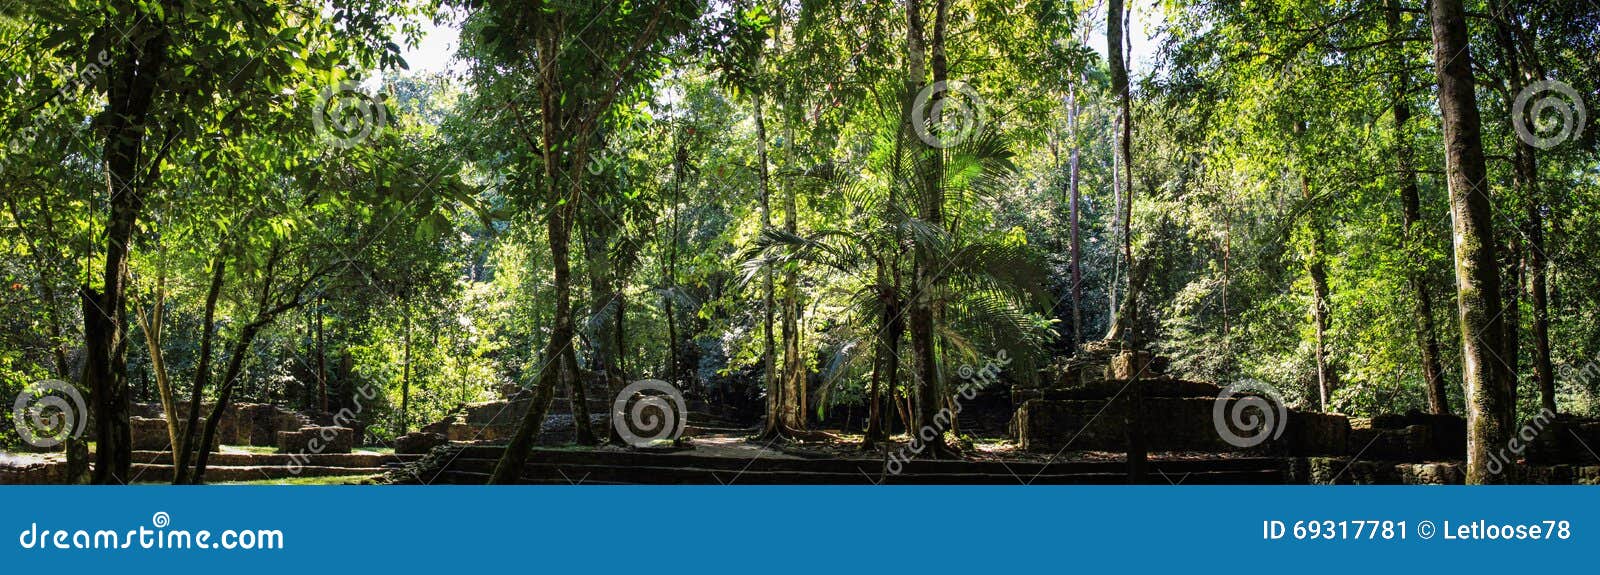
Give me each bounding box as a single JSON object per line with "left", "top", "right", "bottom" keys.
{"left": 131, "top": 450, "right": 420, "bottom": 468}
{"left": 131, "top": 464, "right": 385, "bottom": 483}
{"left": 1302, "top": 458, "right": 1466, "bottom": 485}
{"left": 437, "top": 414, "right": 610, "bottom": 442}
{"left": 1012, "top": 378, "right": 1222, "bottom": 404}
{"left": 437, "top": 444, "right": 1287, "bottom": 476}
{"left": 391, "top": 444, "right": 1290, "bottom": 485}
{"left": 684, "top": 424, "right": 756, "bottom": 436}
{"left": 424, "top": 471, "right": 632, "bottom": 485}
{"left": 1016, "top": 397, "right": 1348, "bottom": 456}
{"left": 419, "top": 459, "right": 1284, "bottom": 485}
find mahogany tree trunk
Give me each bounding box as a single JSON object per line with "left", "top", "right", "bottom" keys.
{"left": 1389, "top": 2, "right": 1450, "bottom": 414}
{"left": 191, "top": 320, "right": 267, "bottom": 484}
{"left": 1068, "top": 77, "right": 1083, "bottom": 344}
{"left": 1300, "top": 173, "right": 1336, "bottom": 411}
{"left": 490, "top": 196, "right": 574, "bottom": 484}
{"left": 1492, "top": 2, "right": 1555, "bottom": 415}
{"left": 86, "top": 11, "right": 173, "bottom": 484}
{"left": 174, "top": 254, "right": 225, "bottom": 484}
{"left": 400, "top": 301, "right": 411, "bottom": 435}
{"left": 755, "top": 95, "right": 783, "bottom": 439}
{"left": 1106, "top": 0, "right": 1145, "bottom": 483}
{"left": 1430, "top": 0, "right": 1512, "bottom": 484}
{"left": 779, "top": 123, "right": 806, "bottom": 432}
{"left": 584, "top": 212, "right": 626, "bottom": 445}
{"left": 491, "top": 30, "right": 580, "bottom": 483}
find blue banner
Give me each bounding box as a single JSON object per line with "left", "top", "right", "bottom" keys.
{"left": 0, "top": 486, "right": 1590, "bottom": 572}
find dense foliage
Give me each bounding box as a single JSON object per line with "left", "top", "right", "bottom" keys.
{"left": 2, "top": 0, "right": 1598, "bottom": 483}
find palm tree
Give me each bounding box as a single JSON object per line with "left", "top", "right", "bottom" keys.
{"left": 743, "top": 107, "right": 1053, "bottom": 451}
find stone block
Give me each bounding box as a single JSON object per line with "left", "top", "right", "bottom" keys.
{"left": 1286, "top": 411, "right": 1349, "bottom": 456}
{"left": 1371, "top": 410, "right": 1465, "bottom": 457}
{"left": 130, "top": 417, "right": 220, "bottom": 452}
{"left": 1527, "top": 416, "right": 1600, "bottom": 465}
{"left": 395, "top": 432, "right": 447, "bottom": 455}
{"left": 1108, "top": 351, "right": 1153, "bottom": 380}
{"left": 1305, "top": 458, "right": 1464, "bottom": 485}
{"left": 276, "top": 426, "right": 354, "bottom": 454}
{"left": 1016, "top": 396, "right": 1348, "bottom": 456}
{"left": 130, "top": 417, "right": 174, "bottom": 451}
{"left": 1347, "top": 424, "right": 1436, "bottom": 462}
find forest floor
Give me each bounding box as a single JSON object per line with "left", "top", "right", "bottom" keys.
{"left": 764, "top": 431, "right": 1269, "bottom": 464}
{"left": 208, "top": 475, "right": 375, "bottom": 486}
{"left": 0, "top": 451, "right": 61, "bottom": 468}
{"left": 0, "top": 431, "right": 1306, "bottom": 485}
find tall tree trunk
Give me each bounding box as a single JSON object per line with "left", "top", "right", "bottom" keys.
{"left": 491, "top": 197, "right": 573, "bottom": 484}
{"left": 86, "top": 12, "right": 173, "bottom": 484}
{"left": 488, "top": 0, "right": 681, "bottom": 480}
{"left": 173, "top": 253, "right": 225, "bottom": 484}
{"left": 664, "top": 141, "right": 687, "bottom": 394}
{"left": 1491, "top": 2, "right": 1555, "bottom": 415}
{"left": 1389, "top": 2, "right": 1450, "bottom": 413}
{"left": 1106, "top": 4, "right": 1136, "bottom": 346}
{"left": 564, "top": 333, "right": 596, "bottom": 445}
{"left": 5, "top": 196, "right": 87, "bottom": 482}
{"left": 188, "top": 248, "right": 316, "bottom": 483}
{"left": 1222, "top": 212, "right": 1231, "bottom": 341}
{"left": 1430, "top": 0, "right": 1512, "bottom": 484}
{"left": 316, "top": 297, "right": 327, "bottom": 412}
{"left": 755, "top": 94, "right": 785, "bottom": 438}
{"left": 133, "top": 271, "right": 180, "bottom": 450}
{"left": 1107, "top": 0, "right": 1145, "bottom": 482}
{"left": 780, "top": 122, "right": 806, "bottom": 431}
{"left": 1501, "top": 235, "right": 1521, "bottom": 420}
{"left": 1106, "top": 115, "right": 1121, "bottom": 328}
{"left": 584, "top": 212, "right": 625, "bottom": 445}
{"left": 1067, "top": 76, "right": 1084, "bottom": 345}
{"left": 191, "top": 320, "right": 266, "bottom": 484}
{"left": 906, "top": 0, "right": 954, "bottom": 457}
{"left": 616, "top": 280, "right": 628, "bottom": 378}
{"left": 887, "top": 269, "right": 905, "bottom": 437}
{"left": 665, "top": 295, "right": 679, "bottom": 379}
{"left": 400, "top": 301, "right": 412, "bottom": 436}
{"left": 1530, "top": 206, "right": 1553, "bottom": 414}
{"left": 491, "top": 31, "right": 581, "bottom": 482}
{"left": 864, "top": 268, "right": 887, "bottom": 449}
{"left": 864, "top": 261, "right": 897, "bottom": 448}
{"left": 1309, "top": 245, "right": 1333, "bottom": 410}
{"left": 1299, "top": 172, "right": 1336, "bottom": 411}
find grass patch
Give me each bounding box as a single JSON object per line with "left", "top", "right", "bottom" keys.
{"left": 210, "top": 474, "right": 377, "bottom": 486}
{"left": 221, "top": 445, "right": 279, "bottom": 454}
